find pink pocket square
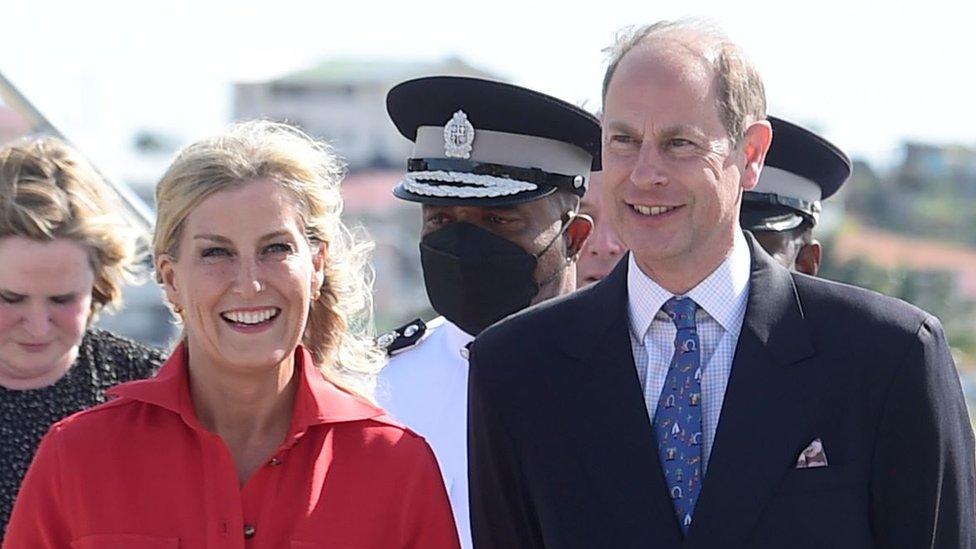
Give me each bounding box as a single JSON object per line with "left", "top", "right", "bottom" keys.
{"left": 795, "top": 438, "right": 828, "bottom": 469}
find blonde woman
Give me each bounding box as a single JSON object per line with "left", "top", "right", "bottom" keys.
{"left": 5, "top": 122, "right": 460, "bottom": 548}
{"left": 0, "top": 138, "right": 163, "bottom": 539}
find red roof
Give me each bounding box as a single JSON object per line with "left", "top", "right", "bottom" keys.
{"left": 833, "top": 225, "right": 976, "bottom": 298}
{"left": 340, "top": 170, "right": 405, "bottom": 216}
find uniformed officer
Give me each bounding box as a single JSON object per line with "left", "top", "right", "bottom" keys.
{"left": 376, "top": 76, "right": 600, "bottom": 549}
{"left": 740, "top": 115, "right": 852, "bottom": 276}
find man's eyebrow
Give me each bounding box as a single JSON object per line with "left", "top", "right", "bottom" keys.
{"left": 604, "top": 120, "right": 640, "bottom": 135}
{"left": 657, "top": 123, "right": 707, "bottom": 139}
{"left": 604, "top": 120, "right": 710, "bottom": 141}
{"left": 485, "top": 205, "right": 519, "bottom": 213}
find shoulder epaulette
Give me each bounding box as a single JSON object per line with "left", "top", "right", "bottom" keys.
{"left": 377, "top": 318, "right": 428, "bottom": 356}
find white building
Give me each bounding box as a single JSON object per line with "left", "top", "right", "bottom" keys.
{"left": 233, "top": 58, "right": 502, "bottom": 169}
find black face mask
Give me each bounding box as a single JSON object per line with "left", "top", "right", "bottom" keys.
{"left": 420, "top": 221, "right": 569, "bottom": 336}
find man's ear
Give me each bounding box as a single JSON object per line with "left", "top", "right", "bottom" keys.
{"left": 740, "top": 119, "right": 773, "bottom": 192}
{"left": 565, "top": 214, "right": 593, "bottom": 258}
{"left": 156, "top": 254, "right": 182, "bottom": 310}
{"left": 795, "top": 240, "right": 822, "bottom": 277}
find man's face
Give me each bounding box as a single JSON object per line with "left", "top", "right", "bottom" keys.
{"left": 753, "top": 230, "right": 800, "bottom": 271}
{"left": 601, "top": 42, "right": 764, "bottom": 280}
{"left": 420, "top": 198, "right": 572, "bottom": 303}
{"left": 576, "top": 172, "right": 626, "bottom": 286}
{"left": 753, "top": 229, "right": 821, "bottom": 276}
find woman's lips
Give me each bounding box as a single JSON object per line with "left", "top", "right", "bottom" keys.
{"left": 17, "top": 342, "right": 51, "bottom": 353}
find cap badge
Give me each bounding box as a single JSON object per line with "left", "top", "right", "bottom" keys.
{"left": 444, "top": 110, "right": 475, "bottom": 159}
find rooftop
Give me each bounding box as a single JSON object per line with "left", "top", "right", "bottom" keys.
{"left": 340, "top": 169, "right": 409, "bottom": 216}
{"left": 833, "top": 223, "right": 976, "bottom": 299}
{"left": 275, "top": 57, "right": 503, "bottom": 86}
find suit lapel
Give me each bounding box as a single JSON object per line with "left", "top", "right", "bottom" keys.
{"left": 684, "top": 234, "right": 816, "bottom": 549}
{"left": 557, "top": 256, "right": 683, "bottom": 547}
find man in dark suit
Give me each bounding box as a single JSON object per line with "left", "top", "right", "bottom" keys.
{"left": 467, "top": 19, "right": 976, "bottom": 548}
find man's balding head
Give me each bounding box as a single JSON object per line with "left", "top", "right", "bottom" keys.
{"left": 602, "top": 19, "right": 766, "bottom": 147}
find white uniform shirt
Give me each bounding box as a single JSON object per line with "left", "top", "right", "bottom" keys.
{"left": 626, "top": 229, "right": 751, "bottom": 473}
{"left": 377, "top": 317, "right": 474, "bottom": 549}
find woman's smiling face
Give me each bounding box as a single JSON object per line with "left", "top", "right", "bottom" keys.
{"left": 157, "top": 178, "right": 325, "bottom": 374}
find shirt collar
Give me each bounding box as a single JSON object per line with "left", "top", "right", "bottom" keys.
{"left": 108, "top": 342, "right": 386, "bottom": 435}
{"left": 627, "top": 254, "right": 674, "bottom": 341}
{"left": 627, "top": 228, "right": 751, "bottom": 338}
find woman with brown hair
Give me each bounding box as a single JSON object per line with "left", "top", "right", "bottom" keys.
{"left": 0, "top": 137, "right": 163, "bottom": 540}
{"left": 5, "top": 122, "right": 459, "bottom": 548}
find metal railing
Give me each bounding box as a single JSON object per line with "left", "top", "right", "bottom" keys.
{"left": 0, "top": 70, "right": 155, "bottom": 237}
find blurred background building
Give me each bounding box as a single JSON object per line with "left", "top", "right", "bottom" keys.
{"left": 233, "top": 57, "right": 496, "bottom": 169}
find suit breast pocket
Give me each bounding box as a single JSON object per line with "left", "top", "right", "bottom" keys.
{"left": 775, "top": 466, "right": 862, "bottom": 495}
{"left": 71, "top": 534, "right": 179, "bottom": 548}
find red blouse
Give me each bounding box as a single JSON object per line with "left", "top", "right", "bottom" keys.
{"left": 3, "top": 344, "right": 460, "bottom": 549}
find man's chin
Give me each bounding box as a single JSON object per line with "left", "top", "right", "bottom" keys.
{"left": 630, "top": 241, "right": 686, "bottom": 264}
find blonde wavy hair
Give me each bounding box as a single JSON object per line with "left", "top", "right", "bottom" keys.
{"left": 0, "top": 137, "right": 136, "bottom": 320}
{"left": 152, "top": 120, "right": 384, "bottom": 401}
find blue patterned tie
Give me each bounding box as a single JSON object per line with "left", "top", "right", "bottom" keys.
{"left": 654, "top": 296, "right": 703, "bottom": 535}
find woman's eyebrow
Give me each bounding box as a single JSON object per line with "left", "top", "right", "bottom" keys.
{"left": 258, "top": 230, "right": 293, "bottom": 243}
{"left": 192, "top": 233, "right": 232, "bottom": 244}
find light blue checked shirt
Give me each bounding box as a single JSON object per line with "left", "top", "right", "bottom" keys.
{"left": 627, "top": 229, "right": 751, "bottom": 474}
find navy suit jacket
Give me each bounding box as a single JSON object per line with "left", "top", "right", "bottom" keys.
{"left": 468, "top": 234, "right": 976, "bottom": 548}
